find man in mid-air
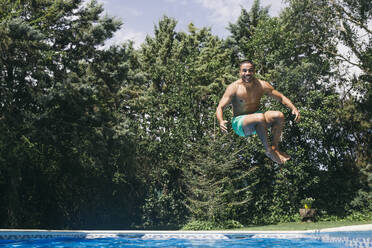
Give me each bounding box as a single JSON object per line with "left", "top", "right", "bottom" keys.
{"left": 216, "top": 60, "right": 300, "bottom": 164}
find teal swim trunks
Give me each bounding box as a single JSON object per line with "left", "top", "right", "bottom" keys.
{"left": 231, "top": 111, "right": 263, "bottom": 137}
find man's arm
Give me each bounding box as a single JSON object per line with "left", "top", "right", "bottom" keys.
{"left": 216, "top": 83, "right": 235, "bottom": 132}
{"left": 264, "top": 82, "right": 300, "bottom": 122}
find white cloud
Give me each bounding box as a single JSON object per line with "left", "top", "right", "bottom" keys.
{"left": 194, "top": 0, "right": 245, "bottom": 25}
{"left": 194, "top": 0, "right": 287, "bottom": 27}
{"left": 103, "top": 27, "right": 146, "bottom": 49}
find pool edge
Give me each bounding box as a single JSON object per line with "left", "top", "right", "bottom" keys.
{"left": 1, "top": 223, "right": 372, "bottom": 234}
{"left": 0, "top": 226, "right": 371, "bottom": 248}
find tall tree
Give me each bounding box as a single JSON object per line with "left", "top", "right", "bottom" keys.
{"left": 132, "top": 16, "right": 235, "bottom": 228}
{"left": 202, "top": 0, "right": 368, "bottom": 225}
{"left": 283, "top": 0, "right": 372, "bottom": 210}
{"left": 226, "top": 0, "right": 270, "bottom": 67}
{"left": 0, "top": 0, "right": 142, "bottom": 228}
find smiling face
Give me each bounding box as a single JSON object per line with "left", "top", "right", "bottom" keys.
{"left": 240, "top": 62, "right": 255, "bottom": 83}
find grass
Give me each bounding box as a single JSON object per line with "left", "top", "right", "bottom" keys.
{"left": 235, "top": 220, "right": 372, "bottom": 231}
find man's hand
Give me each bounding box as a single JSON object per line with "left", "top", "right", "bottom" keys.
{"left": 292, "top": 108, "right": 300, "bottom": 122}
{"left": 219, "top": 120, "right": 228, "bottom": 132}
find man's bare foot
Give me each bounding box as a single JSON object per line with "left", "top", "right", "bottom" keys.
{"left": 276, "top": 150, "right": 290, "bottom": 163}
{"left": 271, "top": 147, "right": 291, "bottom": 163}
{"left": 278, "top": 150, "right": 291, "bottom": 161}
{"left": 265, "top": 148, "right": 283, "bottom": 164}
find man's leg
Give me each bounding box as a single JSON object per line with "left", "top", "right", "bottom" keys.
{"left": 241, "top": 113, "right": 282, "bottom": 164}
{"left": 264, "top": 111, "right": 290, "bottom": 162}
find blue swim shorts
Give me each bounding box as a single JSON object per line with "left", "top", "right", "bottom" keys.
{"left": 231, "top": 112, "right": 263, "bottom": 137}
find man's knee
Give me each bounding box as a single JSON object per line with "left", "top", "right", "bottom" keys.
{"left": 274, "top": 111, "right": 285, "bottom": 120}
{"left": 253, "top": 113, "right": 266, "bottom": 125}
{"left": 242, "top": 113, "right": 266, "bottom": 126}
{"left": 265, "top": 111, "right": 284, "bottom": 121}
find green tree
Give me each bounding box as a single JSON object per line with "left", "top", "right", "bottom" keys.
{"left": 283, "top": 0, "right": 372, "bottom": 211}
{"left": 227, "top": 0, "right": 270, "bottom": 67}
{"left": 131, "top": 16, "right": 236, "bottom": 228}
{"left": 0, "top": 0, "right": 142, "bottom": 228}
{"left": 189, "top": 0, "right": 368, "bottom": 226}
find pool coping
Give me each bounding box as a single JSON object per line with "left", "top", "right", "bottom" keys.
{"left": 1, "top": 223, "right": 372, "bottom": 236}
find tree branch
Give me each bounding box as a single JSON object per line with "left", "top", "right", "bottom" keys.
{"left": 314, "top": 43, "right": 360, "bottom": 68}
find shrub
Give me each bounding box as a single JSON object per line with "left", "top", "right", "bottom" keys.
{"left": 182, "top": 219, "right": 243, "bottom": 230}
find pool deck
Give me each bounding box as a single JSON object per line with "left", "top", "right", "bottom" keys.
{"left": 319, "top": 224, "right": 372, "bottom": 232}
{"left": 1, "top": 223, "right": 372, "bottom": 235}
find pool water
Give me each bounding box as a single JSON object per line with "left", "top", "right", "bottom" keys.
{"left": 0, "top": 237, "right": 338, "bottom": 248}
{"left": 2, "top": 232, "right": 370, "bottom": 248}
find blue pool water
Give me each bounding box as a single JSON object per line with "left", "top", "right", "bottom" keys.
{"left": 0, "top": 231, "right": 371, "bottom": 248}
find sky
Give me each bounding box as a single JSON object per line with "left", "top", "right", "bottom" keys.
{"left": 97, "top": 0, "right": 287, "bottom": 48}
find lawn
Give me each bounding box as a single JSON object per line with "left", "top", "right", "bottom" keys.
{"left": 236, "top": 220, "right": 372, "bottom": 231}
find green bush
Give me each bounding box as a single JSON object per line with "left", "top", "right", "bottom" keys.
{"left": 182, "top": 220, "right": 243, "bottom": 230}
{"left": 316, "top": 207, "right": 372, "bottom": 222}
{"left": 182, "top": 220, "right": 218, "bottom": 230}
{"left": 222, "top": 220, "right": 244, "bottom": 229}
{"left": 344, "top": 210, "right": 372, "bottom": 222}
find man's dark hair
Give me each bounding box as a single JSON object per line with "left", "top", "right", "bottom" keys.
{"left": 239, "top": 60, "right": 255, "bottom": 69}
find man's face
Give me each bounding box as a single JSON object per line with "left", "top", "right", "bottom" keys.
{"left": 240, "top": 63, "right": 255, "bottom": 82}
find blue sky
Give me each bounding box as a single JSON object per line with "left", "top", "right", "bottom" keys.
{"left": 98, "top": 0, "right": 287, "bottom": 48}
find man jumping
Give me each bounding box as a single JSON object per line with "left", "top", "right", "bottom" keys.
{"left": 216, "top": 60, "right": 300, "bottom": 164}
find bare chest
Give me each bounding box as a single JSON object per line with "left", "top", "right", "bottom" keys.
{"left": 233, "top": 83, "right": 264, "bottom": 105}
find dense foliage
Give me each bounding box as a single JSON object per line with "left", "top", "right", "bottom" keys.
{"left": 1, "top": 0, "right": 371, "bottom": 229}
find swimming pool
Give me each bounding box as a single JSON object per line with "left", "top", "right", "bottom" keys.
{"left": 0, "top": 228, "right": 371, "bottom": 247}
